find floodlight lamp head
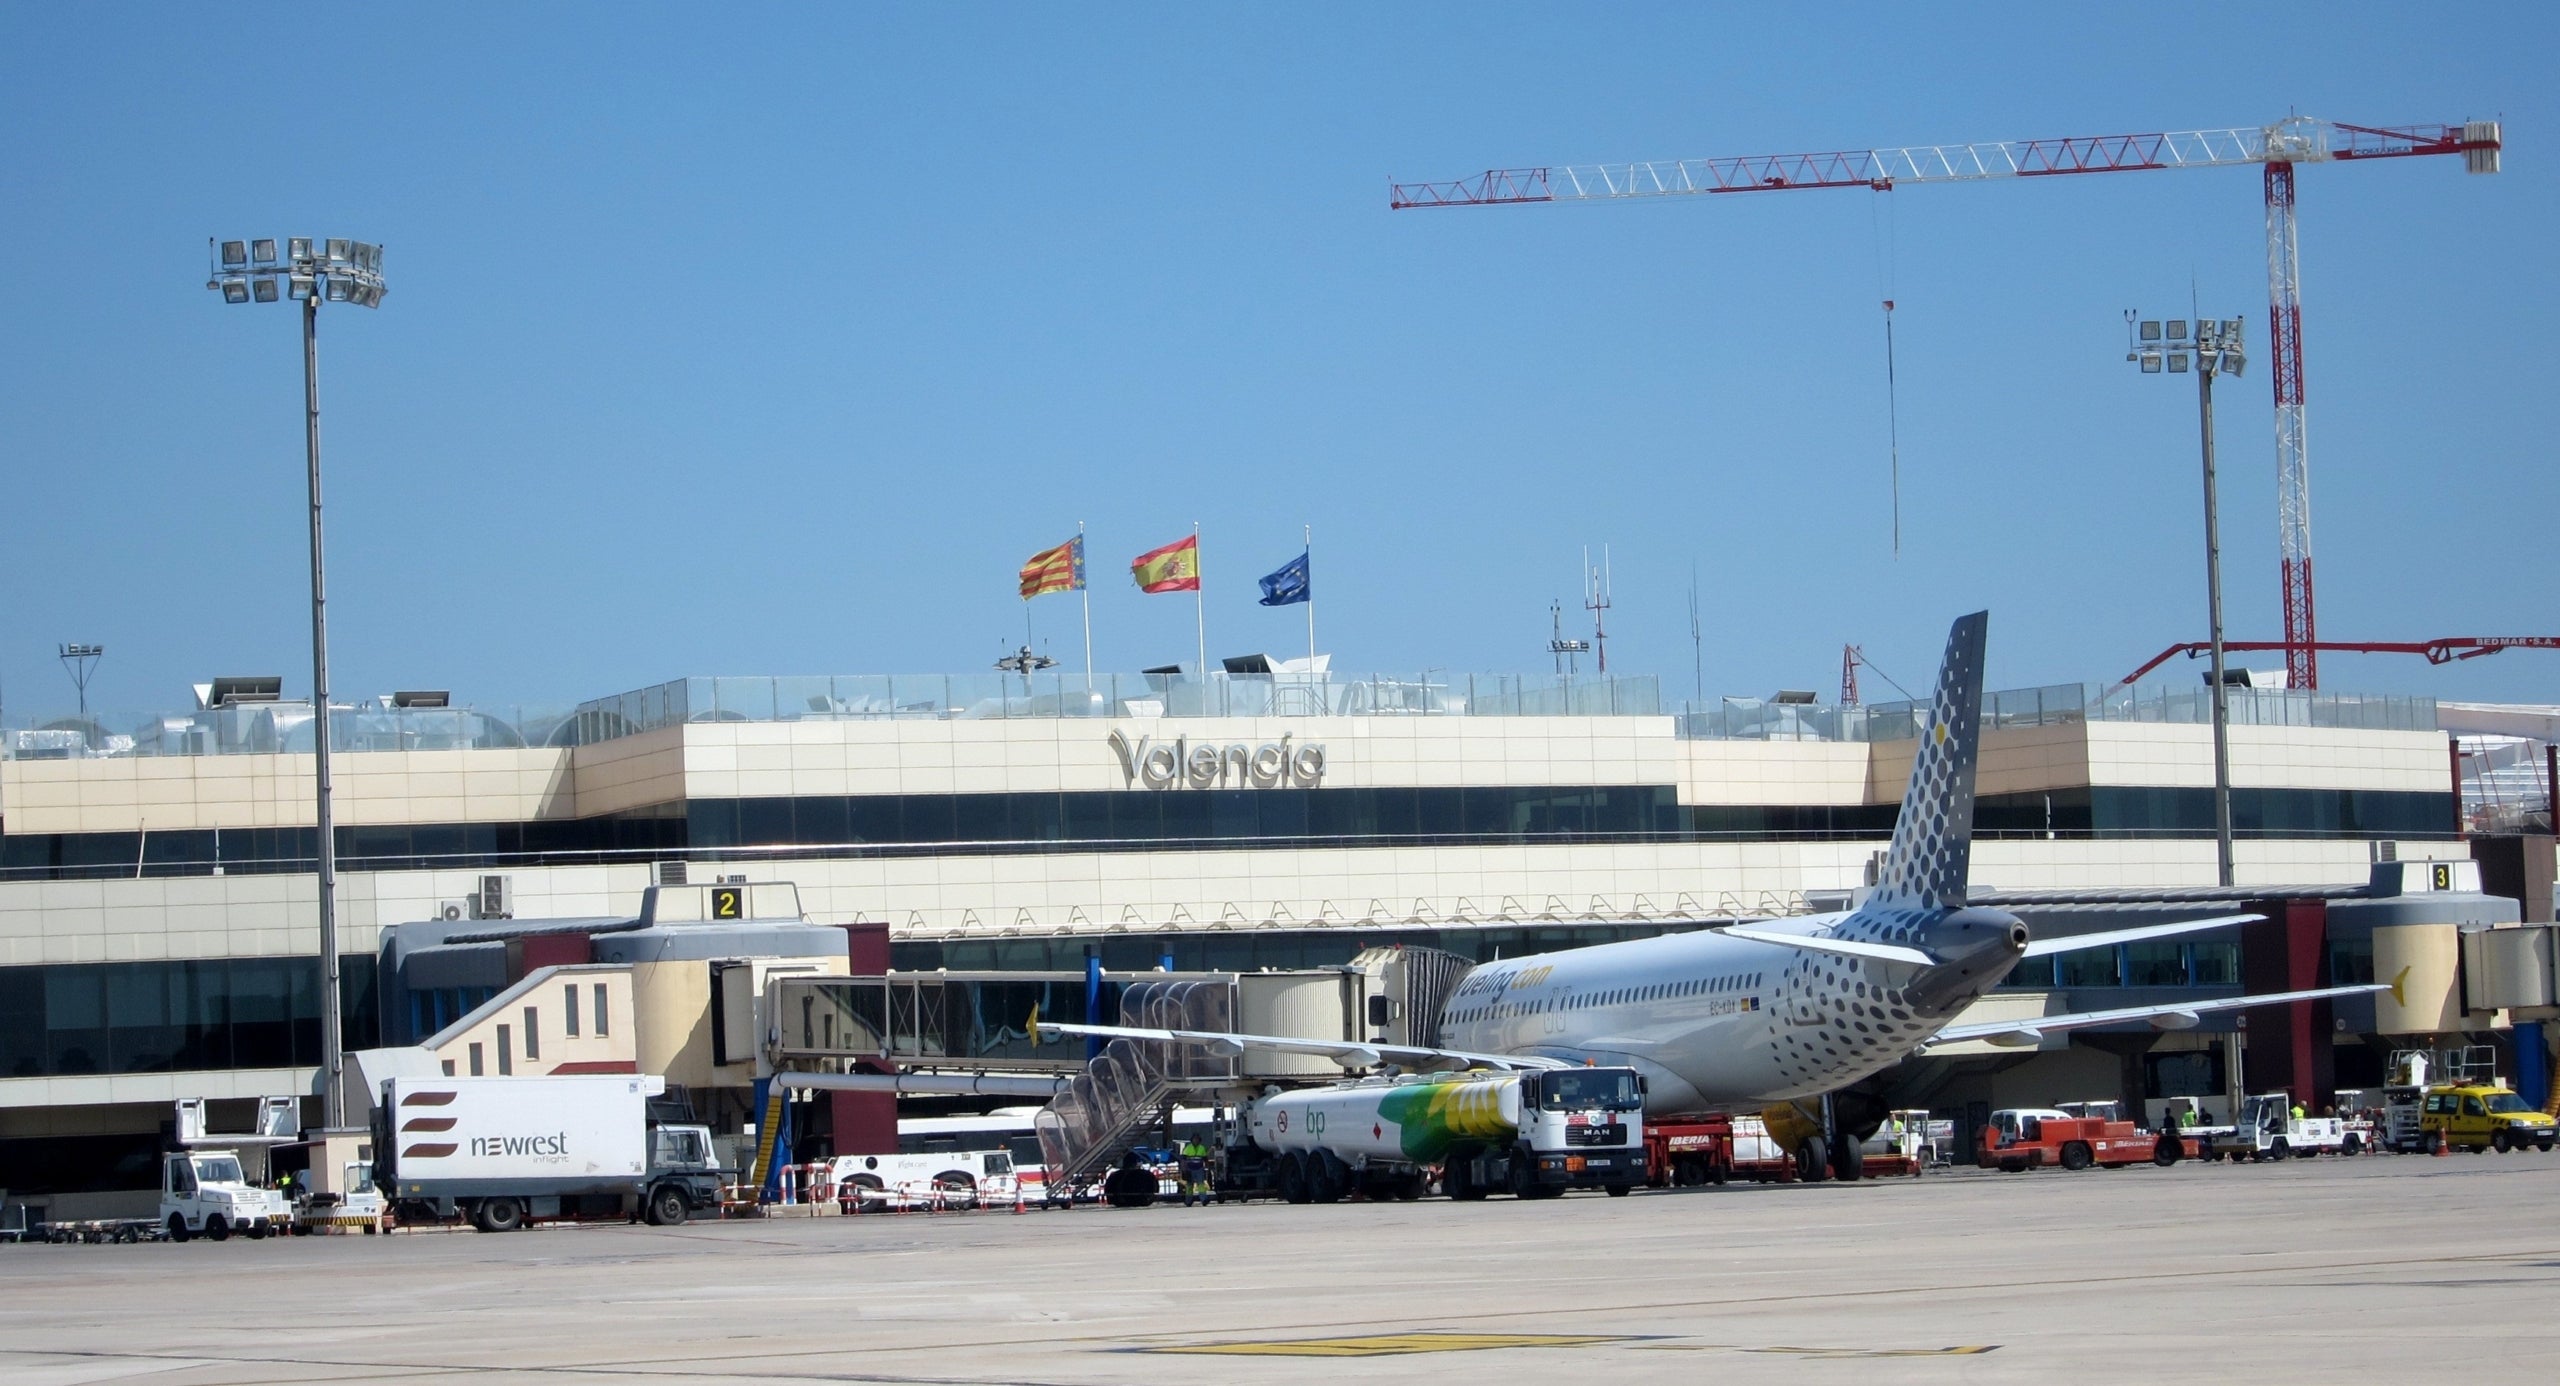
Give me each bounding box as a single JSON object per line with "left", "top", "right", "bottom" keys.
{"left": 2221, "top": 350, "right": 2245, "bottom": 379}
{"left": 325, "top": 277, "right": 350, "bottom": 302}
{"left": 2166, "top": 320, "right": 2189, "bottom": 341}
{"left": 220, "top": 278, "right": 251, "bottom": 304}
{"left": 251, "top": 277, "right": 279, "bottom": 303}
{"left": 326, "top": 238, "right": 352, "bottom": 264}
{"left": 2168, "top": 352, "right": 2190, "bottom": 373}
{"left": 288, "top": 274, "right": 316, "bottom": 300}
{"left": 251, "top": 239, "right": 278, "bottom": 265}
{"left": 220, "top": 240, "right": 248, "bottom": 268}
{"left": 2140, "top": 352, "right": 2163, "bottom": 373}
{"left": 2140, "top": 320, "right": 2162, "bottom": 342}
{"left": 288, "top": 237, "right": 314, "bottom": 263}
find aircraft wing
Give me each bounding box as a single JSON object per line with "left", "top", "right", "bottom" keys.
{"left": 1921, "top": 983, "right": 2387, "bottom": 1051}
{"left": 1034, "top": 1021, "right": 1571, "bottom": 1071}
{"left": 2020, "top": 913, "right": 2262, "bottom": 959}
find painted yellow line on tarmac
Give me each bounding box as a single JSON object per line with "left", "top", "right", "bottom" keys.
{"left": 1635, "top": 1343, "right": 2001, "bottom": 1357}
{"left": 1135, "top": 1332, "right": 1637, "bottom": 1357}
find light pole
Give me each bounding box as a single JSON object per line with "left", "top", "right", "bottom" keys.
{"left": 58, "top": 643, "right": 103, "bottom": 722}
{"left": 2125, "top": 312, "right": 2247, "bottom": 888}
{"left": 207, "top": 236, "right": 386, "bottom": 1132}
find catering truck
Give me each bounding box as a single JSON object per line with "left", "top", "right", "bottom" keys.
{"left": 373, "top": 1074, "right": 722, "bottom": 1232}
{"left": 162, "top": 1148, "right": 293, "bottom": 1242}
{"left": 1228, "top": 1066, "right": 1647, "bottom": 1202}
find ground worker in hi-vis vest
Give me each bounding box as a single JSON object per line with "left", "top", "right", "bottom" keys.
{"left": 1179, "top": 1140, "right": 1212, "bottom": 1207}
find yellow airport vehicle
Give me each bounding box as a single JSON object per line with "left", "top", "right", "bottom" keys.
{"left": 2418, "top": 1083, "right": 2556, "bottom": 1154}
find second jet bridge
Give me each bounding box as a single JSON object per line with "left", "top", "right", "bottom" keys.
{"left": 758, "top": 946, "right": 1468, "bottom": 1078}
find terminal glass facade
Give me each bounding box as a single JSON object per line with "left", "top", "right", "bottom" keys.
{"left": 0, "top": 785, "right": 2454, "bottom": 882}
{"left": 0, "top": 957, "right": 377, "bottom": 1080}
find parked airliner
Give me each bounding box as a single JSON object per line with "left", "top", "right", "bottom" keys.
{"left": 1047, "top": 613, "right": 2381, "bottom": 1179}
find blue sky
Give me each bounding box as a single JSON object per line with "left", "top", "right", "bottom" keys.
{"left": 2, "top": 5, "right": 2550, "bottom": 726}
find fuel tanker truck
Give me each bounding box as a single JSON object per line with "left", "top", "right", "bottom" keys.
{"left": 1226, "top": 1066, "right": 1647, "bottom": 1202}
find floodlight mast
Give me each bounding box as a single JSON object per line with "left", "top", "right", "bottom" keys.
{"left": 205, "top": 236, "right": 385, "bottom": 1134}
{"left": 1393, "top": 117, "right": 2503, "bottom": 690}
{"left": 57, "top": 643, "right": 104, "bottom": 721}
{"left": 2125, "top": 312, "right": 2248, "bottom": 889}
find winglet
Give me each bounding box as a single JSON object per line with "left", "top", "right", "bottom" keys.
{"left": 1868, "top": 612, "right": 1988, "bottom": 911}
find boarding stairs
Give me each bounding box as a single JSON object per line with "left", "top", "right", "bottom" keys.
{"left": 1032, "top": 979, "right": 1235, "bottom": 1196}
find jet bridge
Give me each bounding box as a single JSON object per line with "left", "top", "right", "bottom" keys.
{"left": 757, "top": 948, "right": 1474, "bottom": 1192}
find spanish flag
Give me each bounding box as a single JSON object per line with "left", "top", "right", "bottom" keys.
{"left": 1019, "top": 536, "right": 1085, "bottom": 598}
{"left": 1130, "top": 534, "right": 1200, "bottom": 593}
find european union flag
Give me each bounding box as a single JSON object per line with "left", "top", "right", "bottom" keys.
{"left": 1257, "top": 551, "right": 1311, "bottom": 607}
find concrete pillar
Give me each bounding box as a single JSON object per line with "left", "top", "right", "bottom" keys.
{"left": 830, "top": 921, "right": 897, "bottom": 1157}
{"left": 2242, "top": 898, "right": 2334, "bottom": 1112}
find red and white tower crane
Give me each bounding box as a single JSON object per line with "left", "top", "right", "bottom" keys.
{"left": 1393, "top": 117, "right": 2503, "bottom": 689}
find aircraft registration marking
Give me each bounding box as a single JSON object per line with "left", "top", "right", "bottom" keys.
{"left": 1134, "top": 1332, "right": 1640, "bottom": 1357}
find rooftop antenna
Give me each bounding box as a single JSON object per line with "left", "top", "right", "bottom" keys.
{"left": 1584, "top": 545, "right": 1613, "bottom": 675}
{"left": 59, "top": 643, "right": 104, "bottom": 721}
{"left": 1688, "top": 563, "right": 1703, "bottom": 706}
{"left": 994, "top": 643, "right": 1056, "bottom": 696}
{"left": 1546, "top": 601, "right": 1589, "bottom": 681}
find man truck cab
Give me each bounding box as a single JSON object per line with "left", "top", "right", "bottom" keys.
{"left": 161, "top": 1149, "right": 291, "bottom": 1242}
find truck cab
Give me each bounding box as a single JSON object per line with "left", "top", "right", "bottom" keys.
{"left": 1514, "top": 1067, "right": 1647, "bottom": 1195}
{"left": 160, "top": 1149, "right": 291, "bottom": 1242}
{"left": 2419, "top": 1084, "right": 2556, "bottom": 1154}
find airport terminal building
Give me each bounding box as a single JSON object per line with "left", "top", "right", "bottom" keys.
{"left": 0, "top": 665, "right": 2538, "bottom": 1212}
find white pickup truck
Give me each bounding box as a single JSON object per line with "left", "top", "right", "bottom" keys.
{"left": 162, "top": 1148, "right": 293, "bottom": 1241}
{"left": 2195, "top": 1092, "right": 2356, "bottom": 1162}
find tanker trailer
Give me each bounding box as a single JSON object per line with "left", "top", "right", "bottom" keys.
{"left": 1233, "top": 1066, "right": 1645, "bottom": 1202}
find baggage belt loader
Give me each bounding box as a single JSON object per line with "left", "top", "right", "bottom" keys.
{"left": 1224, "top": 1065, "right": 1647, "bottom": 1203}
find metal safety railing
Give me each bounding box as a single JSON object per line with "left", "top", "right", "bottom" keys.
{"left": 1032, "top": 978, "right": 1235, "bottom": 1195}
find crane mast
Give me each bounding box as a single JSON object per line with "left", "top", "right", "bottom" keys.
{"left": 1395, "top": 117, "right": 2503, "bottom": 689}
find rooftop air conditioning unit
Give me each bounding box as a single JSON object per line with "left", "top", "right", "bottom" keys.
{"left": 473, "top": 875, "right": 512, "bottom": 921}
{"left": 437, "top": 900, "right": 469, "bottom": 922}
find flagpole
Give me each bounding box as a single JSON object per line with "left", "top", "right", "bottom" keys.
{"left": 1303, "top": 524, "right": 1315, "bottom": 664}
{"left": 1191, "top": 521, "right": 1206, "bottom": 680}
{"left": 1078, "top": 520, "right": 1093, "bottom": 694}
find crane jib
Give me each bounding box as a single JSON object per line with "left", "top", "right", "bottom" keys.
{"left": 1387, "top": 116, "right": 2502, "bottom": 697}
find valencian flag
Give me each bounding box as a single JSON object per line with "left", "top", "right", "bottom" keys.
{"left": 1257, "top": 551, "right": 1311, "bottom": 607}
{"left": 1130, "top": 534, "right": 1201, "bottom": 593}
{"left": 1018, "top": 536, "right": 1086, "bottom": 598}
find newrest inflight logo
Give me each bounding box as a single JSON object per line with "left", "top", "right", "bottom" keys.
{"left": 397, "top": 1089, "right": 568, "bottom": 1162}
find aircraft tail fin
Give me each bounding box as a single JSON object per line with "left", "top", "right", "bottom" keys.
{"left": 1867, "top": 611, "right": 1988, "bottom": 911}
